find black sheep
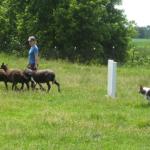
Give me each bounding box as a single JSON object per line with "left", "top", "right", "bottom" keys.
{"left": 0, "top": 69, "right": 8, "bottom": 90}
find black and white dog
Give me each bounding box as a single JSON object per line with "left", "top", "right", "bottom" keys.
{"left": 139, "top": 85, "right": 150, "bottom": 100}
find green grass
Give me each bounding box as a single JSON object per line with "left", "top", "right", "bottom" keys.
{"left": 132, "top": 38, "right": 150, "bottom": 55}
{"left": 133, "top": 38, "right": 150, "bottom": 45}
{"left": 0, "top": 53, "right": 150, "bottom": 149}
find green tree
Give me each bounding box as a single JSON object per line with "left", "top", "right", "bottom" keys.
{"left": 0, "top": 0, "right": 135, "bottom": 64}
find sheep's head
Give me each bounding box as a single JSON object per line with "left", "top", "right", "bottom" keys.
{"left": 24, "top": 68, "right": 33, "bottom": 76}
{"left": 1, "top": 63, "right": 8, "bottom": 71}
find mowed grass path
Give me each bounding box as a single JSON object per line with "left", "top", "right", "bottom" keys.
{"left": 0, "top": 53, "right": 150, "bottom": 150}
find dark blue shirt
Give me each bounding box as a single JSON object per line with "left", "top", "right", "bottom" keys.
{"left": 28, "top": 45, "right": 38, "bottom": 64}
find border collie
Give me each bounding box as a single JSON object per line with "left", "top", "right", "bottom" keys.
{"left": 139, "top": 85, "right": 150, "bottom": 100}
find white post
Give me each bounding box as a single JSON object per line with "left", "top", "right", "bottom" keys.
{"left": 107, "top": 59, "right": 117, "bottom": 98}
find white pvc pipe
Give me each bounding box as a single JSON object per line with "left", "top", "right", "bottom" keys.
{"left": 107, "top": 59, "right": 117, "bottom": 98}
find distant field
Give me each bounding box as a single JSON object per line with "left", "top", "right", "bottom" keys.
{"left": 132, "top": 38, "right": 150, "bottom": 54}
{"left": 133, "top": 38, "right": 150, "bottom": 45}
{"left": 0, "top": 53, "right": 150, "bottom": 149}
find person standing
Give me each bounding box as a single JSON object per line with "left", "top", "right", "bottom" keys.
{"left": 27, "top": 36, "right": 39, "bottom": 70}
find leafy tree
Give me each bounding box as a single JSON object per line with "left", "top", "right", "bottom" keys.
{"left": 0, "top": 0, "right": 135, "bottom": 64}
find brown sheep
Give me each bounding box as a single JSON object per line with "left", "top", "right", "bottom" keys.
{"left": 1, "top": 63, "right": 32, "bottom": 90}
{"left": 24, "top": 68, "right": 60, "bottom": 92}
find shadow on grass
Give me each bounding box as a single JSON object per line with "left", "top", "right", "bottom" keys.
{"left": 137, "top": 119, "right": 150, "bottom": 128}
{"left": 137, "top": 102, "right": 150, "bottom": 108}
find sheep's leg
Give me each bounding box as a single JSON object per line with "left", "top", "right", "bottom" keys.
{"left": 12, "top": 83, "right": 15, "bottom": 90}
{"left": 13, "top": 83, "right": 20, "bottom": 91}
{"left": 12, "top": 82, "right": 17, "bottom": 90}
{"left": 14, "top": 83, "right": 19, "bottom": 90}
{"left": 25, "top": 82, "right": 29, "bottom": 90}
{"left": 53, "top": 80, "right": 60, "bottom": 92}
{"left": 31, "top": 81, "right": 36, "bottom": 90}
{"left": 38, "top": 83, "right": 45, "bottom": 91}
{"left": 46, "top": 82, "right": 51, "bottom": 92}
{"left": 4, "top": 81, "right": 8, "bottom": 90}
{"left": 20, "top": 83, "right": 24, "bottom": 90}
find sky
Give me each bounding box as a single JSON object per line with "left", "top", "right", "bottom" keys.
{"left": 118, "top": 0, "right": 150, "bottom": 27}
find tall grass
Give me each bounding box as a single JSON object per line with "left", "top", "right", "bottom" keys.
{"left": 0, "top": 53, "right": 150, "bottom": 150}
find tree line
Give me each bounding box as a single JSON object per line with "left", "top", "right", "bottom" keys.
{"left": 0, "top": 0, "right": 134, "bottom": 64}
{"left": 135, "top": 26, "right": 150, "bottom": 39}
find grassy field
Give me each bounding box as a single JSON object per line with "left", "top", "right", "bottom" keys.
{"left": 132, "top": 38, "right": 150, "bottom": 54}
{"left": 133, "top": 38, "right": 150, "bottom": 46}
{"left": 0, "top": 53, "right": 150, "bottom": 150}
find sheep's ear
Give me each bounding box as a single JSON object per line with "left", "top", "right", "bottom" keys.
{"left": 140, "top": 85, "right": 143, "bottom": 90}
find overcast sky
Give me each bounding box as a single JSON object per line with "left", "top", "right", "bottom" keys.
{"left": 118, "top": 0, "right": 150, "bottom": 26}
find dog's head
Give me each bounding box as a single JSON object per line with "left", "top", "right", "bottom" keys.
{"left": 139, "top": 85, "right": 146, "bottom": 95}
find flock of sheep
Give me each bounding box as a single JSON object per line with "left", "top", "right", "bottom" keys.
{"left": 0, "top": 63, "right": 60, "bottom": 92}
